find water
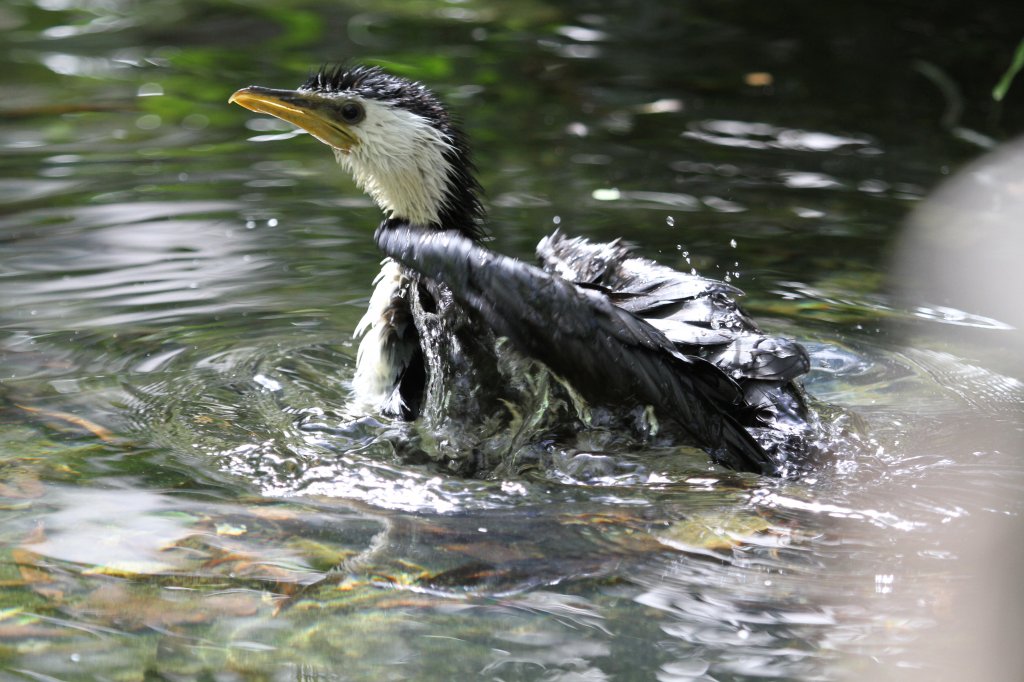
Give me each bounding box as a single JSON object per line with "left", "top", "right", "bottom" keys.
{"left": 2, "top": 1, "right": 1023, "bottom": 679}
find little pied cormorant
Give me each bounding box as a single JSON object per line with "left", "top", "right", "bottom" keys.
{"left": 229, "top": 65, "right": 822, "bottom": 477}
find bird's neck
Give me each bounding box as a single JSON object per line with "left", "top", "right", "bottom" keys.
{"left": 334, "top": 115, "right": 485, "bottom": 239}
{"left": 336, "top": 151, "right": 444, "bottom": 227}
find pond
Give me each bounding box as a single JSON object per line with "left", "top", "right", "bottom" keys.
{"left": 2, "top": 1, "right": 1023, "bottom": 679}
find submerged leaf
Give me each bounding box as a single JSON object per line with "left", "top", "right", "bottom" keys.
{"left": 657, "top": 512, "right": 774, "bottom": 550}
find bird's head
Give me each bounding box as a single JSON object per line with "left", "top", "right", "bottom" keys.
{"left": 230, "top": 65, "right": 484, "bottom": 238}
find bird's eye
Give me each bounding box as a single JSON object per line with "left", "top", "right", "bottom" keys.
{"left": 339, "top": 101, "right": 365, "bottom": 124}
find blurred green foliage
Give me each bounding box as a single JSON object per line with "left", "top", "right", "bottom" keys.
{"left": 993, "top": 37, "right": 1024, "bottom": 101}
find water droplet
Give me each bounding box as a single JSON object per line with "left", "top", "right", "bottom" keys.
{"left": 666, "top": 215, "right": 675, "bottom": 227}
{"left": 267, "top": 218, "right": 279, "bottom": 227}
{"left": 566, "top": 122, "right": 588, "bottom": 137}
{"left": 592, "top": 188, "right": 621, "bottom": 201}
{"left": 183, "top": 113, "right": 209, "bottom": 130}
{"left": 137, "top": 82, "right": 164, "bottom": 97}
{"left": 729, "top": 238, "right": 737, "bottom": 248}
{"left": 253, "top": 374, "right": 282, "bottom": 392}
{"left": 136, "top": 114, "right": 161, "bottom": 130}
{"left": 552, "top": 215, "right": 561, "bottom": 225}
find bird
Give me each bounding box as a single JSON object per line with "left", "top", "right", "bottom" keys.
{"left": 229, "top": 65, "right": 822, "bottom": 477}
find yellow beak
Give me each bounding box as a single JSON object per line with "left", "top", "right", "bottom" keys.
{"left": 229, "top": 86, "right": 358, "bottom": 151}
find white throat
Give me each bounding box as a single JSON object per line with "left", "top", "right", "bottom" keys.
{"left": 336, "top": 99, "right": 455, "bottom": 226}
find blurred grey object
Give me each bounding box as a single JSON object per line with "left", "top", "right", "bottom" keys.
{"left": 893, "top": 137, "right": 1024, "bottom": 682}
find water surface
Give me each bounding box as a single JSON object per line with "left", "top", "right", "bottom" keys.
{"left": 2, "top": 1, "right": 1023, "bottom": 680}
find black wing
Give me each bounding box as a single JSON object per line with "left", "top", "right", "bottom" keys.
{"left": 537, "top": 232, "right": 816, "bottom": 445}
{"left": 537, "top": 232, "right": 810, "bottom": 382}
{"left": 375, "top": 222, "right": 779, "bottom": 474}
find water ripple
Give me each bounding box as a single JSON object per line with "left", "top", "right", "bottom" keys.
{"left": 683, "top": 120, "right": 873, "bottom": 153}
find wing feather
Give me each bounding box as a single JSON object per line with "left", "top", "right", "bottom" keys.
{"left": 376, "top": 223, "right": 778, "bottom": 474}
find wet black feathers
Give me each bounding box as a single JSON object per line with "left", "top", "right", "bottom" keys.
{"left": 302, "top": 65, "right": 445, "bottom": 122}
{"left": 536, "top": 233, "right": 811, "bottom": 383}
{"left": 376, "top": 223, "right": 781, "bottom": 475}
{"left": 537, "top": 233, "right": 816, "bottom": 457}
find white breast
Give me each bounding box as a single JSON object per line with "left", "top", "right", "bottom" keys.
{"left": 351, "top": 259, "right": 417, "bottom": 412}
